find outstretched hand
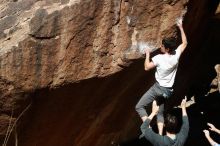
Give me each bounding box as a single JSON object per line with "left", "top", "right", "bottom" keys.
{"left": 207, "top": 123, "right": 217, "bottom": 131}
{"left": 152, "top": 100, "right": 159, "bottom": 115}
{"left": 181, "top": 96, "right": 187, "bottom": 108}
{"left": 203, "top": 130, "right": 210, "bottom": 137}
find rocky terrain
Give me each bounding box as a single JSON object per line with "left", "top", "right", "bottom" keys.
{"left": 0, "top": 0, "right": 219, "bottom": 146}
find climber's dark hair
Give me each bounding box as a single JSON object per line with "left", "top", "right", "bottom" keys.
{"left": 165, "top": 114, "right": 178, "bottom": 134}
{"left": 162, "top": 37, "right": 177, "bottom": 53}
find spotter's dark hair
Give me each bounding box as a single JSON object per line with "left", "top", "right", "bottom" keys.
{"left": 165, "top": 114, "right": 178, "bottom": 134}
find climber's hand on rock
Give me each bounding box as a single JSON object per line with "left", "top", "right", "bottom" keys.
{"left": 176, "top": 17, "right": 183, "bottom": 27}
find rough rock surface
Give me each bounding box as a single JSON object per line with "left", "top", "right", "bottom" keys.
{"left": 0, "top": 0, "right": 219, "bottom": 146}
{"left": 0, "top": 0, "right": 187, "bottom": 90}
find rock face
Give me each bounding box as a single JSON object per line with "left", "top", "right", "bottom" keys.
{"left": 0, "top": 0, "right": 187, "bottom": 90}
{"left": 0, "top": 0, "right": 219, "bottom": 146}
{"left": 191, "top": 6, "right": 220, "bottom": 96}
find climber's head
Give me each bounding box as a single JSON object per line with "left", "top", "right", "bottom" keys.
{"left": 161, "top": 37, "right": 176, "bottom": 54}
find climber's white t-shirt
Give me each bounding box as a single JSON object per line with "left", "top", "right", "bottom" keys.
{"left": 152, "top": 48, "right": 181, "bottom": 88}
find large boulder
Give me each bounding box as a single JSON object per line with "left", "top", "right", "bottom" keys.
{"left": 0, "top": 0, "right": 219, "bottom": 146}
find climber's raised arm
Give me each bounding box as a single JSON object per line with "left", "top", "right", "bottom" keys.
{"left": 176, "top": 18, "right": 188, "bottom": 54}
{"left": 144, "top": 49, "right": 156, "bottom": 71}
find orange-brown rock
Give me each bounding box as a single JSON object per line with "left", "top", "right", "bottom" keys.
{"left": 0, "top": 0, "right": 219, "bottom": 146}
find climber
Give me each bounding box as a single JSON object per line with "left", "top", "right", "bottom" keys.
{"left": 204, "top": 123, "right": 220, "bottom": 146}
{"left": 135, "top": 17, "right": 188, "bottom": 135}
{"left": 141, "top": 97, "right": 189, "bottom": 146}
